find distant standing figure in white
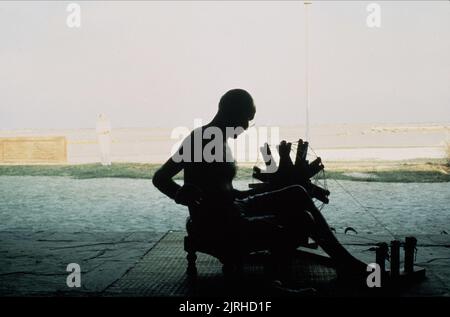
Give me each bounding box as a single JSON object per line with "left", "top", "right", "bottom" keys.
{"left": 96, "top": 114, "right": 112, "bottom": 166}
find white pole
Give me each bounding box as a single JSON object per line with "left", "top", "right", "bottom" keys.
{"left": 304, "top": 1, "right": 311, "bottom": 141}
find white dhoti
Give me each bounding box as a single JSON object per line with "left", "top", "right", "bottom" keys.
{"left": 96, "top": 115, "right": 112, "bottom": 166}
{"left": 98, "top": 133, "right": 111, "bottom": 166}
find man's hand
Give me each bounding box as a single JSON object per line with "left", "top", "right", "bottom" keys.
{"left": 175, "top": 184, "right": 204, "bottom": 207}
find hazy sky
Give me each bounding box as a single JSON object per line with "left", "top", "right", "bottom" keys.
{"left": 0, "top": 1, "right": 449, "bottom": 129}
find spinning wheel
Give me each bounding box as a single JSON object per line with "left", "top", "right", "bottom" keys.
{"left": 184, "top": 139, "right": 329, "bottom": 279}
{"left": 250, "top": 139, "right": 330, "bottom": 207}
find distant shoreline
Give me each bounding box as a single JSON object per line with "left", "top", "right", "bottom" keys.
{"left": 1, "top": 159, "right": 448, "bottom": 183}
{"left": 1, "top": 123, "right": 449, "bottom": 164}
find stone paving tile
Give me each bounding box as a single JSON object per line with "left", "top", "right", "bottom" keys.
{"left": 0, "top": 231, "right": 163, "bottom": 296}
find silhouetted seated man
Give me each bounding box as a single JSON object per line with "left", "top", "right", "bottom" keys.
{"left": 153, "top": 89, "right": 367, "bottom": 289}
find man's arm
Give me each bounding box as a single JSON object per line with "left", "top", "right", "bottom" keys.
{"left": 153, "top": 156, "right": 203, "bottom": 207}
{"left": 152, "top": 158, "right": 183, "bottom": 201}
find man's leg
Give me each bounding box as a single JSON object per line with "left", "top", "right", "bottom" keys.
{"left": 285, "top": 185, "right": 368, "bottom": 273}
{"left": 242, "top": 185, "right": 367, "bottom": 274}
{"left": 238, "top": 215, "right": 316, "bottom": 295}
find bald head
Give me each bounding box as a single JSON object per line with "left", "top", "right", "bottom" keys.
{"left": 218, "top": 89, "right": 256, "bottom": 123}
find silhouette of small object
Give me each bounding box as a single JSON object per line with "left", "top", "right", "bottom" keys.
{"left": 330, "top": 227, "right": 337, "bottom": 233}
{"left": 344, "top": 227, "right": 358, "bottom": 235}
{"left": 441, "top": 230, "right": 448, "bottom": 235}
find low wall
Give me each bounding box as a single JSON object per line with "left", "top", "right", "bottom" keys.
{"left": 0, "top": 137, "right": 67, "bottom": 164}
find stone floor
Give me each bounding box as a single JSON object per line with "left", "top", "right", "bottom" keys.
{"left": 1, "top": 231, "right": 449, "bottom": 297}
{"left": 0, "top": 231, "right": 163, "bottom": 296}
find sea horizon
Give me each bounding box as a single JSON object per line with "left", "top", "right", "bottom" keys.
{"left": 1, "top": 122, "right": 448, "bottom": 164}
